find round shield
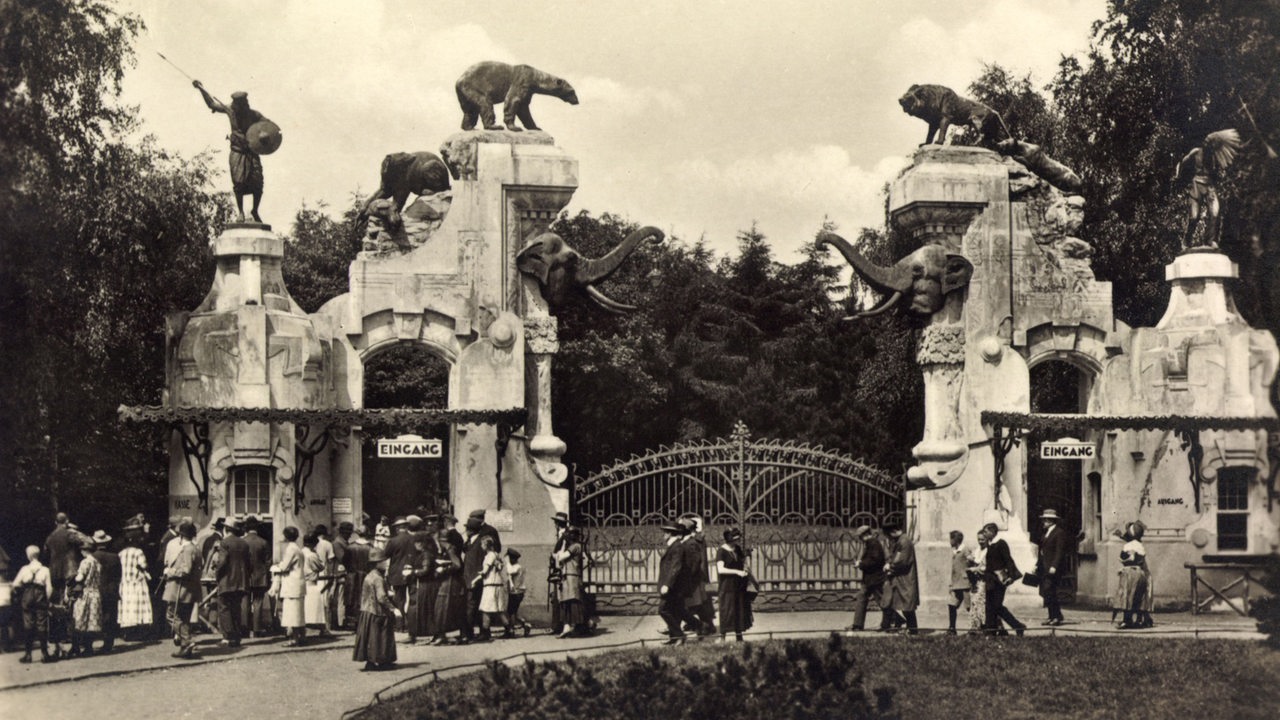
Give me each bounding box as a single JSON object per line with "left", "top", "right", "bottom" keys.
{"left": 246, "top": 119, "right": 282, "bottom": 155}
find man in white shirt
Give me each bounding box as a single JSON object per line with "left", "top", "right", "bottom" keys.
{"left": 13, "top": 546, "right": 53, "bottom": 663}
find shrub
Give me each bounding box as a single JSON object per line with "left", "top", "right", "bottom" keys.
{"left": 1248, "top": 555, "right": 1280, "bottom": 648}
{"left": 388, "top": 634, "right": 896, "bottom": 720}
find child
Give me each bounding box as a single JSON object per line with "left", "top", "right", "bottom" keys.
{"left": 946, "top": 530, "right": 970, "bottom": 635}
{"left": 353, "top": 547, "right": 400, "bottom": 671}
{"left": 476, "top": 536, "right": 509, "bottom": 637}
{"left": 503, "top": 549, "right": 531, "bottom": 637}
{"left": 13, "top": 546, "right": 53, "bottom": 663}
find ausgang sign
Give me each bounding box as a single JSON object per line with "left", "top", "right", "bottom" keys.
{"left": 377, "top": 434, "right": 442, "bottom": 459}
{"left": 1040, "top": 438, "right": 1096, "bottom": 460}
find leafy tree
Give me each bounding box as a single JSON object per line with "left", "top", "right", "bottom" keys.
{"left": 281, "top": 197, "right": 363, "bottom": 314}
{"left": 0, "top": 1, "right": 226, "bottom": 553}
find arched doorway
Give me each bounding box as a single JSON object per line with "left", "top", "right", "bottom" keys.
{"left": 1026, "top": 356, "right": 1094, "bottom": 601}
{"left": 361, "top": 342, "right": 452, "bottom": 522}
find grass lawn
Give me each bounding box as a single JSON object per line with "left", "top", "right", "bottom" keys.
{"left": 355, "top": 636, "right": 1280, "bottom": 720}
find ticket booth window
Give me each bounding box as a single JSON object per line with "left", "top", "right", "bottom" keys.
{"left": 230, "top": 465, "right": 273, "bottom": 517}
{"left": 1216, "top": 467, "right": 1252, "bottom": 551}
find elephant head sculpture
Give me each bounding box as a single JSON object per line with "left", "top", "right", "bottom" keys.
{"left": 517, "top": 226, "right": 664, "bottom": 314}
{"left": 818, "top": 232, "right": 974, "bottom": 318}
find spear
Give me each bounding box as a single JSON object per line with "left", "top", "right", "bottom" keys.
{"left": 1232, "top": 87, "right": 1278, "bottom": 160}
{"left": 157, "top": 51, "right": 214, "bottom": 94}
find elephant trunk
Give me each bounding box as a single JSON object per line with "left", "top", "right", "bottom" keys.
{"left": 817, "top": 231, "right": 910, "bottom": 295}
{"left": 576, "top": 226, "right": 665, "bottom": 285}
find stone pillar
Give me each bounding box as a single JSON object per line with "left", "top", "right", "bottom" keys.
{"left": 888, "top": 148, "right": 1035, "bottom": 605}
{"left": 165, "top": 223, "right": 336, "bottom": 546}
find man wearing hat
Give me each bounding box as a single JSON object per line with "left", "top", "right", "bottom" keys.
{"left": 846, "top": 526, "right": 888, "bottom": 632}
{"left": 678, "top": 516, "right": 716, "bottom": 637}
{"left": 1036, "top": 508, "right": 1069, "bottom": 626}
{"left": 91, "top": 530, "right": 122, "bottom": 652}
{"left": 242, "top": 516, "right": 272, "bottom": 636}
{"left": 215, "top": 518, "right": 251, "bottom": 646}
{"left": 384, "top": 517, "right": 416, "bottom": 627}
{"left": 657, "top": 521, "right": 695, "bottom": 645}
{"left": 163, "top": 522, "right": 203, "bottom": 659}
{"left": 462, "top": 510, "right": 501, "bottom": 641}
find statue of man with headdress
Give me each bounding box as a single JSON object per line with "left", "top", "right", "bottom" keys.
{"left": 192, "top": 81, "right": 279, "bottom": 223}
{"left": 1173, "top": 129, "right": 1243, "bottom": 249}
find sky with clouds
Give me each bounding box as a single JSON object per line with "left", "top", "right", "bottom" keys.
{"left": 119, "top": 0, "right": 1106, "bottom": 261}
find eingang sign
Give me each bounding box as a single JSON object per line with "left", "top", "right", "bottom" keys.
{"left": 1040, "top": 438, "right": 1096, "bottom": 460}
{"left": 377, "top": 434, "right": 443, "bottom": 458}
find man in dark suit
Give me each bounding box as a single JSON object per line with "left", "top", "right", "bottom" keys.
{"left": 657, "top": 521, "right": 694, "bottom": 645}
{"left": 1036, "top": 508, "right": 1069, "bottom": 626}
{"left": 461, "top": 511, "right": 498, "bottom": 641}
{"left": 982, "top": 523, "right": 1026, "bottom": 636}
{"left": 214, "top": 518, "right": 251, "bottom": 646}
{"left": 43, "top": 513, "right": 76, "bottom": 604}
{"left": 846, "top": 526, "right": 888, "bottom": 631}
{"left": 678, "top": 516, "right": 716, "bottom": 637}
{"left": 90, "top": 530, "right": 122, "bottom": 652}
{"left": 242, "top": 516, "right": 272, "bottom": 637}
{"left": 384, "top": 517, "right": 416, "bottom": 628}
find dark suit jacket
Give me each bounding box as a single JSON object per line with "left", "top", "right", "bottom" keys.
{"left": 462, "top": 532, "right": 488, "bottom": 584}
{"left": 44, "top": 526, "right": 76, "bottom": 582}
{"left": 216, "top": 534, "right": 251, "bottom": 594}
{"left": 680, "top": 535, "right": 709, "bottom": 605}
{"left": 657, "top": 539, "right": 689, "bottom": 598}
{"left": 93, "top": 549, "right": 122, "bottom": 599}
{"left": 385, "top": 531, "right": 417, "bottom": 588}
{"left": 1037, "top": 525, "right": 1069, "bottom": 574}
{"left": 984, "top": 539, "right": 1018, "bottom": 585}
{"left": 333, "top": 536, "right": 349, "bottom": 570}
{"left": 346, "top": 542, "right": 372, "bottom": 575}
{"left": 858, "top": 537, "right": 887, "bottom": 585}
{"left": 244, "top": 531, "right": 271, "bottom": 589}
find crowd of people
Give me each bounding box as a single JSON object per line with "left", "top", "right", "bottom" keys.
{"left": 844, "top": 508, "right": 1157, "bottom": 636}
{"left": 0, "top": 505, "right": 1160, "bottom": 666}
{"left": 0, "top": 507, "right": 596, "bottom": 671}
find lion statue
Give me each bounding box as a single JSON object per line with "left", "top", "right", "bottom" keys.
{"left": 899, "top": 84, "right": 1006, "bottom": 147}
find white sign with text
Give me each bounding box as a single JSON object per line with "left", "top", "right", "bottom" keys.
{"left": 377, "top": 434, "right": 443, "bottom": 458}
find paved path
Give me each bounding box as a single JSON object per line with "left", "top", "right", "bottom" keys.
{"left": 0, "top": 608, "right": 1261, "bottom": 720}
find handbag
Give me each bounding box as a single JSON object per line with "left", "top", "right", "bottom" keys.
{"left": 1022, "top": 572, "right": 1042, "bottom": 588}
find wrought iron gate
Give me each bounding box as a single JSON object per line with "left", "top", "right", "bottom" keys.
{"left": 573, "top": 422, "right": 905, "bottom": 611}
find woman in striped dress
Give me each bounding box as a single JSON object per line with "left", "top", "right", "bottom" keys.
{"left": 117, "top": 528, "right": 153, "bottom": 636}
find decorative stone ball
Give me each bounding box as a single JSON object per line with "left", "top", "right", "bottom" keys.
{"left": 489, "top": 316, "right": 517, "bottom": 349}
{"left": 979, "top": 336, "right": 1003, "bottom": 364}
{"left": 1189, "top": 528, "right": 1211, "bottom": 548}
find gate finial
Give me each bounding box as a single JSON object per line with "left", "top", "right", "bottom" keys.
{"left": 730, "top": 420, "right": 751, "bottom": 445}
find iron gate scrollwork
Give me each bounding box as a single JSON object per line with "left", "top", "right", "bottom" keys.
{"left": 574, "top": 422, "right": 905, "bottom": 611}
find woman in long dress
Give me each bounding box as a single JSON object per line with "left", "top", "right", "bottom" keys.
{"left": 553, "top": 528, "right": 587, "bottom": 638}
{"left": 1114, "top": 521, "right": 1153, "bottom": 629}
{"left": 405, "top": 534, "right": 435, "bottom": 642}
{"left": 302, "top": 533, "right": 327, "bottom": 636}
{"left": 430, "top": 526, "right": 469, "bottom": 645}
{"left": 716, "top": 528, "right": 751, "bottom": 642}
{"left": 353, "top": 547, "right": 400, "bottom": 671}
{"left": 69, "top": 540, "right": 103, "bottom": 657}
{"left": 275, "top": 526, "right": 306, "bottom": 646}
{"left": 117, "top": 527, "right": 153, "bottom": 636}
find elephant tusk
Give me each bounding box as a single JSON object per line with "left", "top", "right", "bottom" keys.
{"left": 856, "top": 290, "right": 903, "bottom": 318}
{"left": 584, "top": 284, "right": 636, "bottom": 314}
